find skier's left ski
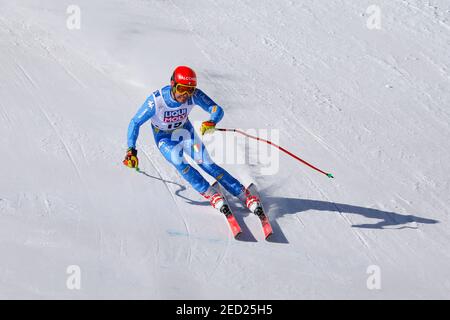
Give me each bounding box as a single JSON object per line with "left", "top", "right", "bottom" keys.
{"left": 247, "top": 183, "right": 273, "bottom": 240}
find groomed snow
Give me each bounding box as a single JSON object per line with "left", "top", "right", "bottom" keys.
{"left": 0, "top": 0, "right": 449, "bottom": 299}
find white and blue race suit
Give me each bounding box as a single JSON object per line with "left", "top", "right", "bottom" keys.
{"left": 127, "top": 85, "right": 244, "bottom": 196}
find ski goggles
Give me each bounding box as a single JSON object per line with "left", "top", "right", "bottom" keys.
{"left": 174, "top": 83, "right": 196, "bottom": 96}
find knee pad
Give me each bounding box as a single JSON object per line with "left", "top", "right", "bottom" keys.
{"left": 178, "top": 164, "right": 209, "bottom": 194}
{"left": 199, "top": 163, "right": 243, "bottom": 197}
{"left": 199, "top": 162, "right": 223, "bottom": 178}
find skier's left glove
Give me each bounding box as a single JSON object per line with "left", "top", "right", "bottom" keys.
{"left": 123, "top": 147, "right": 139, "bottom": 169}
{"left": 200, "top": 121, "right": 216, "bottom": 135}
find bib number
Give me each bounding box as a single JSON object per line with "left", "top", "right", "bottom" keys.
{"left": 167, "top": 122, "right": 183, "bottom": 130}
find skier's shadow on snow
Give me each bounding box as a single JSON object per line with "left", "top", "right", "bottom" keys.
{"left": 262, "top": 196, "right": 439, "bottom": 244}
{"left": 138, "top": 170, "right": 207, "bottom": 206}
{"left": 138, "top": 172, "right": 437, "bottom": 244}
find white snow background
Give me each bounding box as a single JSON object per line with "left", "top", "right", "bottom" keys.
{"left": 0, "top": 0, "right": 449, "bottom": 299}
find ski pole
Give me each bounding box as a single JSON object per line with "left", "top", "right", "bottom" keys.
{"left": 216, "top": 128, "right": 334, "bottom": 179}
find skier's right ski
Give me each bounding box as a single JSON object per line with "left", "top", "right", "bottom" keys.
{"left": 212, "top": 181, "right": 242, "bottom": 239}
{"left": 220, "top": 204, "right": 242, "bottom": 239}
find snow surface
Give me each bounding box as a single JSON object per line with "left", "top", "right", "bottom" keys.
{"left": 1, "top": 0, "right": 450, "bottom": 299}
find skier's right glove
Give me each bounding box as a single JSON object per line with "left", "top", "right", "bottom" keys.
{"left": 123, "top": 147, "right": 139, "bottom": 169}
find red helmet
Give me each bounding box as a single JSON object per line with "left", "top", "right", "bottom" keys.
{"left": 171, "top": 66, "right": 197, "bottom": 87}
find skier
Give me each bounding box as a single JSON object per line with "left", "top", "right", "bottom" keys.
{"left": 123, "top": 66, "right": 264, "bottom": 221}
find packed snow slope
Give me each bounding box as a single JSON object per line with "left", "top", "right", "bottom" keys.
{"left": 1, "top": 0, "right": 450, "bottom": 299}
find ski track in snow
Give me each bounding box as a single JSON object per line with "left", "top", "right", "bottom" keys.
{"left": 395, "top": 0, "right": 450, "bottom": 31}
{"left": 139, "top": 147, "right": 194, "bottom": 266}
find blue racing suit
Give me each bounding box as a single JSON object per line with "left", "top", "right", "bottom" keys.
{"left": 127, "top": 85, "right": 244, "bottom": 196}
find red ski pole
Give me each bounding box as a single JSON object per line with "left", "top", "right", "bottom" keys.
{"left": 216, "top": 128, "right": 334, "bottom": 179}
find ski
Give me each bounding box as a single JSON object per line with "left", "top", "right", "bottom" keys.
{"left": 247, "top": 183, "right": 273, "bottom": 240}
{"left": 212, "top": 181, "right": 242, "bottom": 239}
